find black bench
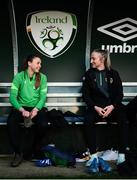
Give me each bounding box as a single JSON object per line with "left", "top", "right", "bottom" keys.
{"left": 0, "top": 82, "right": 137, "bottom": 125}
{"left": 0, "top": 82, "right": 137, "bottom": 155}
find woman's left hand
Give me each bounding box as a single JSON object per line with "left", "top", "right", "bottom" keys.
{"left": 30, "top": 108, "right": 39, "bottom": 119}
{"left": 102, "top": 105, "right": 114, "bottom": 118}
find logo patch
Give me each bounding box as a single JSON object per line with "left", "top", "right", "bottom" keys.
{"left": 97, "top": 18, "right": 137, "bottom": 42}
{"left": 26, "top": 11, "right": 77, "bottom": 58}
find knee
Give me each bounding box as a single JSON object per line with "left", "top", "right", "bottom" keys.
{"left": 37, "top": 119, "right": 49, "bottom": 129}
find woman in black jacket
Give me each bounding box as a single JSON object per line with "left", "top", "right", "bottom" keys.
{"left": 82, "top": 49, "right": 129, "bottom": 165}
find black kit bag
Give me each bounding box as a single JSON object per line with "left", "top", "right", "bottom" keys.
{"left": 48, "top": 109, "right": 68, "bottom": 128}
{"left": 117, "top": 150, "right": 137, "bottom": 177}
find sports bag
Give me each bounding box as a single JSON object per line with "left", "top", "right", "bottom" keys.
{"left": 42, "top": 145, "right": 76, "bottom": 167}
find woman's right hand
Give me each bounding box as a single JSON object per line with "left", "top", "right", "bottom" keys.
{"left": 22, "top": 110, "right": 30, "bottom": 118}
{"left": 94, "top": 106, "right": 105, "bottom": 117}
{"left": 19, "top": 107, "right": 30, "bottom": 118}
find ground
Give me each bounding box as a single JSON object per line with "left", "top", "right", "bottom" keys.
{"left": 0, "top": 155, "right": 132, "bottom": 179}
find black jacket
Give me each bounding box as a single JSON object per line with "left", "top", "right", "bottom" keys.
{"left": 82, "top": 68, "right": 123, "bottom": 109}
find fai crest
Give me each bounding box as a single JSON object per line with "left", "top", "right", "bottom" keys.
{"left": 26, "top": 11, "right": 77, "bottom": 58}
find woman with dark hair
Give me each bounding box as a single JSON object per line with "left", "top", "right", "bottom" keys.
{"left": 82, "top": 49, "right": 129, "bottom": 171}
{"left": 7, "top": 54, "right": 48, "bottom": 167}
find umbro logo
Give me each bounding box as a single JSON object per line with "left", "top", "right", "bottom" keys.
{"left": 97, "top": 18, "right": 137, "bottom": 42}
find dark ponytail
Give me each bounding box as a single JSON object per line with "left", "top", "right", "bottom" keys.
{"left": 35, "top": 73, "right": 41, "bottom": 89}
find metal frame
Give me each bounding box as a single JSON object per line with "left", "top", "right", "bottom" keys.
{"left": 8, "top": 0, "right": 18, "bottom": 75}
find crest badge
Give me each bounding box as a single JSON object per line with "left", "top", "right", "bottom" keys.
{"left": 26, "top": 11, "right": 77, "bottom": 58}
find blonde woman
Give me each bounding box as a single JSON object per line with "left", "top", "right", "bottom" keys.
{"left": 82, "top": 49, "right": 129, "bottom": 169}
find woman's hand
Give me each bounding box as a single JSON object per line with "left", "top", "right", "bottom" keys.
{"left": 94, "top": 106, "right": 106, "bottom": 117}
{"left": 19, "top": 107, "right": 30, "bottom": 118}
{"left": 30, "top": 108, "right": 39, "bottom": 119}
{"left": 102, "top": 105, "right": 114, "bottom": 118}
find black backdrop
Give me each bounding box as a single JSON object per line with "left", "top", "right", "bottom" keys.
{"left": 0, "top": 0, "right": 137, "bottom": 82}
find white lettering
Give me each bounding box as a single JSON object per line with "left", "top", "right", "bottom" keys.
{"left": 101, "top": 43, "right": 137, "bottom": 53}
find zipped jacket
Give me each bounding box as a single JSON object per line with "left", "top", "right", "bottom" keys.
{"left": 82, "top": 68, "right": 123, "bottom": 109}
{"left": 10, "top": 70, "right": 48, "bottom": 110}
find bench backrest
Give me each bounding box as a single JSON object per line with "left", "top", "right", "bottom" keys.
{"left": 0, "top": 82, "right": 137, "bottom": 124}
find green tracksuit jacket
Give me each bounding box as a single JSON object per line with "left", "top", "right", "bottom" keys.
{"left": 10, "top": 70, "right": 48, "bottom": 110}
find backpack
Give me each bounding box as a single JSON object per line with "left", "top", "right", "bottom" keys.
{"left": 42, "top": 145, "right": 76, "bottom": 167}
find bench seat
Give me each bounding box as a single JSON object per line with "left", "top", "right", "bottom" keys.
{"left": 0, "top": 82, "right": 137, "bottom": 126}
{"left": 0, "top": 116, "right": 85, "bottom": 125}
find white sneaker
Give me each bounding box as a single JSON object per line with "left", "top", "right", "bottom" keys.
{"left": 117, "top": 153, "right": 125, "bottom": 165}
{"left": 48, "top": 144, "right": 55, "bottom": 147}
{"left": 100, "top": 149, "right": 118, "bottom": 161}
{"left": 75, "top": 151, "right": 91, "bottom": 162}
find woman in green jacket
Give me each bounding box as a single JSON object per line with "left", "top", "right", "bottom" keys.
{"left": 7, "top": 54, "right": 48, "bottom": 167}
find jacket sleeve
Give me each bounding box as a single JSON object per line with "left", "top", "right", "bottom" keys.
{"left": 110, "top": 70, "right": 124, "bottom": 107}
{"left": 82, "top": 71, "right": 95, "bottom": 108}
{"left": 9, "top": 74, "right": 22, "bottom": 110}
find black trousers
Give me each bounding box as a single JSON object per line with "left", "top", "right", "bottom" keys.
{"left": 84, "top": 104, "right": 129, "bottom": 154}
{"left": 7, "top": 107, "right": 49, "bottom": 156}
